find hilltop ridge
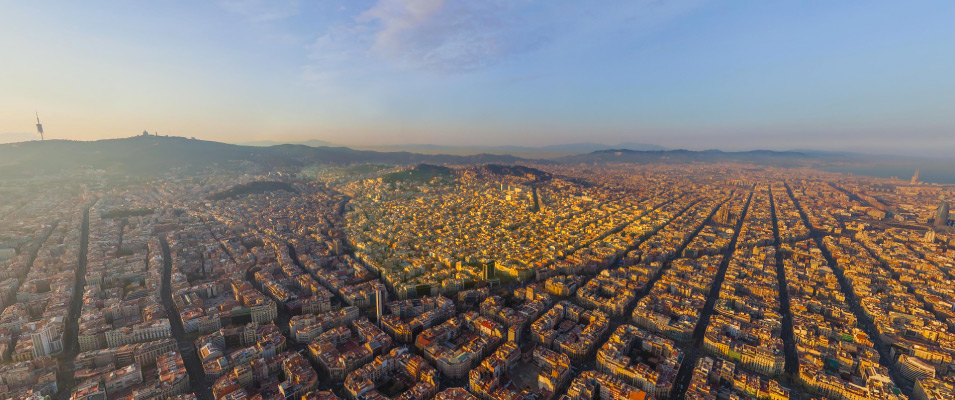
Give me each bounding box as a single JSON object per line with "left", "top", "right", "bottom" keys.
{"left": 0, "top": 135, "right": 880, "bottom": 177}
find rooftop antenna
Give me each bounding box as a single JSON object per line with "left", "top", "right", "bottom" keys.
{"left": 35, "top": 111, "right": 44, "bottom": 140}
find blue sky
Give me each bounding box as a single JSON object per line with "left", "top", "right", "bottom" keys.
{"left": 1, "top": 0, "right": 954, "bottom": 154}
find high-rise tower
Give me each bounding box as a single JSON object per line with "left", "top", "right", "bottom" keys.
{"left": 936, "top": 200, "right": 950, "bottom": 227}
{"left": 375, "top": 288, "right": 385, "bottom": 328}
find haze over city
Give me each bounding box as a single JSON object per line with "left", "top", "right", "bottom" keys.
{"left": 3, "top": 2, "right": 955, "bottom": 400}
{"left": 2, "top": 1, "right": 955, "bottom": 155}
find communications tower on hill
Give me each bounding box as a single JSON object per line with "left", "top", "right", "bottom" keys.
{"left": 35, "top": 111, "right": 44, "bottom": 140}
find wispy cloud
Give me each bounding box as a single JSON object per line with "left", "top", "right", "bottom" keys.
{"left": 304, "top": 24, "right": 374, "bottom": 81}
{"left": 357, "top": 0, "right": 549, "bottom": 71}
{"left": 219, "top": 0, "right": 300, "bottom": 22}
{"left": 305, "top": 0, "right": 557, "bottom": 79}
{"left": 304, "top": 0, "right": 704, "bottom": 80}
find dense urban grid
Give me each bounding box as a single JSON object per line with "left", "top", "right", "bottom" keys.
{"left": 0, "top": 161, "right": 953, "bottom": 400}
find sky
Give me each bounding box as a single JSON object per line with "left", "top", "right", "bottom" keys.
{"left": 1, "top": 0, "right": 954, "bottom": 155}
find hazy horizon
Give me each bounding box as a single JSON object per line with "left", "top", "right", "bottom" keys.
{"left": 3, "top": 133, "right": 954, "bottom": 164}
{"left": 4, "top": 4, "right": 955, "bottom": 397}
{"left": 3, "top": 1, "right": 954, "bottom": 156}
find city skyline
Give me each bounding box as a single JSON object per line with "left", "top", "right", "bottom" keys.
{"left": 4, "top": 2, "right": 955, "bottom": 398}
{"left": 3, "top": 1, "right": 955, "bottom": 155}
{"left": 2, "top": 155, "right": 952, "bottom": 400}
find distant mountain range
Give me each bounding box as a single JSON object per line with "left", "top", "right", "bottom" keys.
{"left": 356, "top": 142, "right": 669, "bottom": 156}
{"left": 237, "top": 140, "right": 668, "bottom": 157}
{"left": 558, "top": 148, "right": 836, "bottom": 166}
{"left": 0, "top": 135, "right": 929, "bottom": 178}
{"left": 0, "top": 136, "right": 527, "bottom": 176}
{"left": 238, "top": 139, "right": 337, "bottom": 147}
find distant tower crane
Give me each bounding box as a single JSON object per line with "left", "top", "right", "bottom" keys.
{"left": 35, "top": 111, "right": 44, "bottom": 140}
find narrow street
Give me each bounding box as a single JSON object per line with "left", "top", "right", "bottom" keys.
{"left": 625, "top": 196, "right": 727, "bottom": 310}
{"left": 559, "top": 196, "right": 720, "bottom": 378}
{"left": 768, "top": 186, "right": 798, "bottom": 376}
{"left": 670, "top": 185, "right": 754, "bottom": 400}
{"left": 783, "top": 183, "right": 913, "bottom": 396}
{"left": 550, "top": 195, "right": 687, "bottom": 270}
{"left": 56, "top": 206, "right": 90, "bottom": 399}
{"left": 2, "top": 221, "right": 58, "bottom": 315}
{"left": 854, "top": 240, "right": 954, "bottom": 336}
{"left": 160, "top": 236, "right": 214, "bottom": 400}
